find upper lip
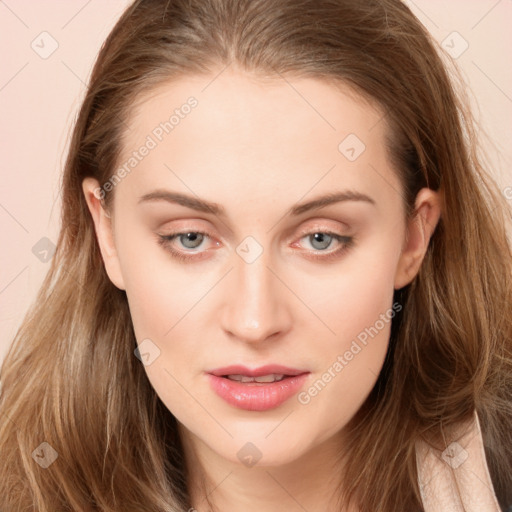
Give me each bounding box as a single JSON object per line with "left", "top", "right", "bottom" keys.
{"left": 208, "top": 365, "right": 309, "bottom": 377}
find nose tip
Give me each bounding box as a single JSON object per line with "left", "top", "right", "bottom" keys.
{"left": 246, "top": 319, "right": 260, "bottom": 330}
{"left": 225, "top": 320, "right": 282, "bottom": 345}
{"left": 220, "top": 251, "right": 293, "bottom": 345}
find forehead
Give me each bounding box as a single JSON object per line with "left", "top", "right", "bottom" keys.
{"left": 114, "top": 69, "right": 402, "bottom": 215}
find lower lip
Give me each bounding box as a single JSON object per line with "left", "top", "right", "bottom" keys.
{"left": 207, "top": 373, "right": 310, "bottom": 411}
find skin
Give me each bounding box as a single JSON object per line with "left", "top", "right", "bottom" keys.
{"left": 82, "top": 67, "right": 441, "bottom": 512}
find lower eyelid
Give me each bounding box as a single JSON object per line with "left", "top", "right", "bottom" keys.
{"left": 303, "top": 235, "right": 355, "bottom": 261}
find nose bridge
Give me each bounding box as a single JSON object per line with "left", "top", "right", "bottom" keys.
{"left": 221, "top": 244, "right": 291, "bottom": 343}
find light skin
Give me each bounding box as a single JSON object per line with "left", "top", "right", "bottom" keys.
{"left": 82, "top": 68, "right": 441, "bottom": 512}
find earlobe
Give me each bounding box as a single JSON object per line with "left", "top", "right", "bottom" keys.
{"left": 81, "top": 177, "right": 126, "bottom": 291}
{"left": 394, "top": 188, "right": 442, "bottom": 290}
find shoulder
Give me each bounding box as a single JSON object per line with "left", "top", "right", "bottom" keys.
{"left": 415, "top": 410, "right": 502, "bottom": 511}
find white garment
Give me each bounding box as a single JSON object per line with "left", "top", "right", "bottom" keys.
{"left": 416, "top": 409, "right": 502, "bottom": 511}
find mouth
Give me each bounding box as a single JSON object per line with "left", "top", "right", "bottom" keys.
{"left": 220, "top": 373, "right": 291, "bottom": 384}
{"left": 208, "top": 364, "right": 308, "bottom": 379}
{"left": 206, "top": 365, "right": 310, "bottom": 411}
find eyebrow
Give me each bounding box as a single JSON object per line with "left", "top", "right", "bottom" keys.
{"left": 137, "top": 188, "right": 376, "bottom": 217}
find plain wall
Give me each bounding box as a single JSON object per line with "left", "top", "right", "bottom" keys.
{"left": 1, "top": 0, "right": 511, "bottom": 365}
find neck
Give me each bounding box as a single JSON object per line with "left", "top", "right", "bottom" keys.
{"left": 179, "top": 423, "right": 359, "bottom": 512}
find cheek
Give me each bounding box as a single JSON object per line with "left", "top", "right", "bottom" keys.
{"left": 120, "top": 257, "right": 204, "bottom": 414}
{"left": 123, "top": 268, "right": 195, "bottom": 340}
{"left": 116, "top": 229, "right": 218, "bottom": 405}
{"left": 292, "top": 238, "right": 401, "bottom": 424}
{"left": 113, "top": 220, "right": 201, "bottom": 339}
{"left": 301, "top": 233, "right": 401, "bottom": 347}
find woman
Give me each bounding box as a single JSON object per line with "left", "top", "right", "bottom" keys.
{"left": 1, "top": 0, "right": 511, "bottom": 510}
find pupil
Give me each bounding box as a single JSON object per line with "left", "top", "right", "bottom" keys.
{"left": 182, "top": 232, "right": 202, "bottom": 249}
{"left": 312, "top": 233, "right": 331, "bottom": 250}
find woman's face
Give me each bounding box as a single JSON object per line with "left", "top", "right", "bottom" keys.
{"left": 84, "top": 69, "right": 440, "bottom": 468}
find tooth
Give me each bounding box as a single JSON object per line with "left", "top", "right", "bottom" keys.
{"left": 225, "top": 373, "right": 287, "bottom": 383}
{"left": 254, "top": 374, "right": 284, "bottom": 383}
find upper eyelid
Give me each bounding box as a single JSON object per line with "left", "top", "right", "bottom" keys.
{"left": 159, "top": 217, "right": 350, "bottom": 238}
{"left": 295, "top": 222, "right": 349, "bottom": 236}
{"left": 161, "top": 224, "right": 349, "bottom": 238}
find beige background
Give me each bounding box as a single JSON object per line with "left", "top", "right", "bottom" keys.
{"left": 1, "top": 0, "right": 511, "bottom": 365}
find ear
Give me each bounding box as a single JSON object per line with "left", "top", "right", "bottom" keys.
{"left": 394, "top": 187, "right": 442, "bottom": 290}
{"left": 82, "top": 177, "right": 126, "bottom": 290}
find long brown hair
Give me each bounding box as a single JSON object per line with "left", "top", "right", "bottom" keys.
{"left": 1, "top": 1, "right": 511, "bottom": 510}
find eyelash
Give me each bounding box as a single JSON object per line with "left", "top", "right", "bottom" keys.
{"left": 157, "top": 228, "right": 355, "bottom": 263}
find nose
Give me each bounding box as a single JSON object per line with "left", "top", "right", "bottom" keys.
{"left": 220, "top": 249, "right": 292, "bottom": 345}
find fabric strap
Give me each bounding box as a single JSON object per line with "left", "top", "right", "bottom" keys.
{"left": 416, "top": 409, "right": 501, "bottom": 511}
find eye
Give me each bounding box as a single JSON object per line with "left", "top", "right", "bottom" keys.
{"left": 157, "top": 228, "right": 355, "bottom": 263}
{"left": 293, "top": 230, "right": 355, "bottom": 261}
{"left": 165, "top": 231, "right": 206, "bottom": 250}
{"left": 300, "top": 232, "right": 340, "bottom": 251}
{"left": 157, "top": 230, "right": 217, "bottom": 262}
